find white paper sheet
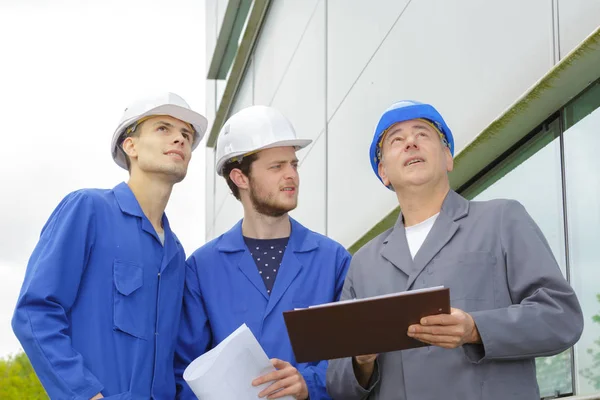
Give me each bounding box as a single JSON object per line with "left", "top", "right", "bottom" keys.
{"left": 183, "top": 324, "right": 295, "bottom": 400}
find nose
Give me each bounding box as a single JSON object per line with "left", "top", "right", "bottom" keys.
{"left": 173, "top": 131, "right": 186, "bottom": 147}
{"left": 283, "top": 163, "right": 299, "bottom": 180}
{"left": 404, "top": 135, "right": 419, "bottom": 151}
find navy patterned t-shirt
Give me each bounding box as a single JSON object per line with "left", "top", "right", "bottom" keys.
{"left": 243, "top": 236, "right": 289, "bottom": 295}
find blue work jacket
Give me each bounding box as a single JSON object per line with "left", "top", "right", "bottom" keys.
{"left": 12, "top": 182, "right": 187, "bottom": 400}
{"left": 175, "top": 218, "right": 351, "bottom": 400}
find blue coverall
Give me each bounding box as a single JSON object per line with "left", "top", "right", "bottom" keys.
{"left": 12, "top": 182, "right": 187, "bottom": 400}
{"left": 176, "top": 218, "right": 351, "bottom": 400}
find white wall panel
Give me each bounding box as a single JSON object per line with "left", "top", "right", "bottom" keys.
{"left": 252, "top": 0, "right": 320, "bottom": 105}
{"left": 214, "top": 165, "right": 233, "bottom": 224}
{"left": 558, "top": 0, "right": 600, "bottom": 58}
{"left": 270, "top": 0, "right": 325, "bottom": 150}
{"left": 213, "top": 194, "right": 244, "bottom": 238}
{"left": 206, "top": 80, "right": 217, "bottom": 133}
{"left": 327, "top": 0, "right": 410, "bottom": 119}
{"left": 206, "top": 0, "right": 218, "bottom": 71}
{"left": 327, "top": 0, "right": 554, "bottom": 247}
{"left": 289, "top": 134, "right": 326, "bottom": 235}
{"left": 205, "top": 0, "right": 218, "bottom": 128}
{"left": 204, "top": 147, "right": 216, "bottom": 240}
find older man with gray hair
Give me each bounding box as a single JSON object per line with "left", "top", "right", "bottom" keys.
{"left": 326, "top": 100, "right": 584, "bottom": 400}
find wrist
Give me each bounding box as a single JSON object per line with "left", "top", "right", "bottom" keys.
{"left": 300, "top": 374, "right": 309, "bottom": 399}
{"left": 352, "top": 357, "right": 376, "bottom": 388}
{"left": 469, "top": 319, "right": 482, "bottom": 344}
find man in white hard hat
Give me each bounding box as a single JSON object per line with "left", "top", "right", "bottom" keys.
{"left": 175, "top": 105, "right": 351, "bottom": 399}
{"left": 12, "top": 92, "right": 207, "bottom": 400}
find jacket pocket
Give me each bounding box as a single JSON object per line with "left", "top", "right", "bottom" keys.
{"left": 113, "top": 260, "right": 147, "bottom": 340}
{"left": 428, "top": 251, "right": 496, "bottom": 306}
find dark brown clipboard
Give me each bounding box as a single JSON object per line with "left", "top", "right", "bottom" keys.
{"left": 283, "top": 287, "right": 450, "bottom": 363}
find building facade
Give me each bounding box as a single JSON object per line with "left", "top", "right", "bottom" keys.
{"left": 203, "top": 0, "right": 600, "bottom": 397}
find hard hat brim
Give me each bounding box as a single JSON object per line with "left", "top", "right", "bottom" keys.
{"left": 216, "top": 138, "right": 312, "bottom": 176}
{"left": 111, "top": 104, "right": 208, "bottom": 170}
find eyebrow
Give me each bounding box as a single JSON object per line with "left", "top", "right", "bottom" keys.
{"left": 386, "top": 124, "right": 432, "bottom": 140}
{"left": 269, "top": 159, "right": 299, "bottom": 165}
{"left": 154, "top": 120, "right": 194, "bottom": 135}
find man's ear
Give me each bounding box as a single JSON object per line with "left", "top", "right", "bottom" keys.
{"left": 445, "top": 147, "right": 454, "bottom": 173}
{"left": 378, "top": 160, "right": 391, "bottom": 187}
{"left": 229, "top": 168, "right": 250, "bottom": 191}
{"left": 122, "top": 137, "right": 138, "bottom": 161}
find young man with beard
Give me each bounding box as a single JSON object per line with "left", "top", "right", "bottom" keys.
{"left": 325, "top": 100, "right": 583, "bottom": 400}
{"left": 175, "top": 105, "right": 351, "bottom": 400}
{"left": 12, "top": 93, "right": 207, "bottom": 400}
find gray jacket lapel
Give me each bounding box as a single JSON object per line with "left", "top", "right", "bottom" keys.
{"left": 381, "top": 216, "right": 416, "bottom": 290}
{"left": 380, "top": 190, "right": 469, "bottom": 290}
{"left": 406, "top": 213, "right": 459, "bottom": 289}
{"left": 406, "top": 190, "right": 469, "bottom": 289}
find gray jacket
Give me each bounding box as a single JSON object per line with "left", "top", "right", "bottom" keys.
{"left": 326, "top": 190, "right": 583, "bottom": 400}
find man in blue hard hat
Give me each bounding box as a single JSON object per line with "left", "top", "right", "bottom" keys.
{"left": 326, "top": 100, "right": 584, "bottom": 399}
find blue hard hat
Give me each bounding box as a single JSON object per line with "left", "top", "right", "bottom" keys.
{"left": 369, "top": 100, "right": 454, "bottom": 189}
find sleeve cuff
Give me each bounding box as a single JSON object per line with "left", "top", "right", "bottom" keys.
{"left": 463, "top": 311, "right": 490, "bottom": 363}
{"left": 463, "top": 343, "right": 486, "bottom": 363}
{"left": 75, "top": 383, "right": 104, "bottom": 400}
{"left": 302, "top": 370, "right": 316, "bottom": 400}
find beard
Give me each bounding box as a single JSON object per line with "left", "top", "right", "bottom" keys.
{"left": 248, "top": 178, "right": 297, "bottom": 217}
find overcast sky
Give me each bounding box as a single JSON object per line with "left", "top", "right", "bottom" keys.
{"left": 0, "top": 0, "right": 207, "bottom": 358}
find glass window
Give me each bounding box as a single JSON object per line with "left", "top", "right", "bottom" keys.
{"left": 563, "top": 82, "right": 600, "bottom": 395}
{"left": 564, "top": 81, "right": 600, "bottom": 130}
{"left": 461, "top": 119, "right": 573, "bottom": 397}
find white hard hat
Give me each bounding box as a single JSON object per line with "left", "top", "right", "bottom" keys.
{"left": 215, "top": 105, "right": 312, "bottom": 176}
{"left": 111, "top": 92, "right": 208, "bottom": 170}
